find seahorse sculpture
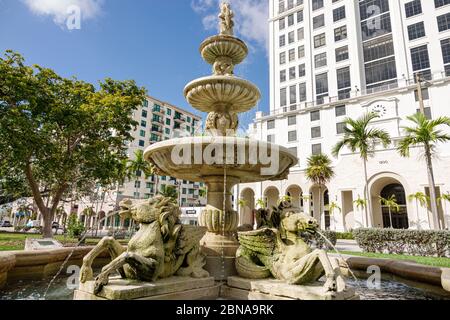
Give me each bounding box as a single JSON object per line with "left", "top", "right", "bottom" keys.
{"left": 236, "top": 201, "right": 346, "bottom": 292}
{"left": 79, "top": 195, "right": 209, "bottom": 294}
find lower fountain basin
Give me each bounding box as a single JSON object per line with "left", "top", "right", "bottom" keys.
{"left": 144, "top": 136, "right": 298, "bottom": 184}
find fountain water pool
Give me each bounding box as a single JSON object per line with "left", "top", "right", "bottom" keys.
{"left": 1, "top": 272, "right": 448, "bottom": 301}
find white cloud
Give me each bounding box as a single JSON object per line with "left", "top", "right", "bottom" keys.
{"left": 191, "top": 0, "right": 269, "bottom": 54}
{"left": 22, "top": 0, "right": 104, "bottom": 26}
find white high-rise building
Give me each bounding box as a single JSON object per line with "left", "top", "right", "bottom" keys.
{"left": 237, "top": 0, "right": 450, "bottom": 231}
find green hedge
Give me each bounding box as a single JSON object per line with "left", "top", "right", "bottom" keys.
{"left": 336, "top": 232, "right": 354, "bottom": 240}
{"left": 353, "top": 228, "right": 450, "bottom": 258}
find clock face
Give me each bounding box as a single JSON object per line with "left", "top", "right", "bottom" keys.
{"left": 371, "top": 104, "right": 387, "bottom": 116}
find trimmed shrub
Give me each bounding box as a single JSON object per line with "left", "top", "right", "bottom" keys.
{"left": 353, "top": 228, "right": 450, "bottom": 257}
{"left": 336, "top": 232, "right": 354, "bottom": 240}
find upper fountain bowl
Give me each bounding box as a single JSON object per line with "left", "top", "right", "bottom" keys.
{"left": 184, "top": 75, "right": 261, "bottom": 113}
{"left": 144, "top": 136, "right": 298, "bottom": 184}
{"left": 200, "top": 35, "right": 248, "bottom": 66}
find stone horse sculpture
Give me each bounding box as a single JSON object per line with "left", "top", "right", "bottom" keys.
{"left": 79, "top": 195, "right": 209, "bottom": 294}
{"left": 236, "top": 201, "right": 346, "bottom": 292}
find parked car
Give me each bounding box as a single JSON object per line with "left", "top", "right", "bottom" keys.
{"left": 0, "top": 220, "right": 12, "bottom": 228}
{"left": 52, "top": 222, "right": 60, "bottom": 229}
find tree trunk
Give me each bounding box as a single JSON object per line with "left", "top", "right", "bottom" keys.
{"left": 363, "top": 159, "right": 371, "bottom": 228}
{"left": 416, "top": 200, "right": 421, "bottom": 230}
{"left": 388, "top": 208, "right": 393, "bottom": 229}
{"left": 318, "top": 185, "right": 322, "bottom": 229}
{"left": 42, "top": 208, "right": 53, "bottom": 238}
{"left": 425, "top": 145, "right": 440, "bottom": 230}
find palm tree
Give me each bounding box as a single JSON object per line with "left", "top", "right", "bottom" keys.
{"left": 353, "top": 196, "right": 367, "bottom": 228}
{"left": 256, "top": 198, "right": 266, "bottom": 209}
{"left": 398, "top": 113, "right": 450, "bottom": 230}
{"left": 126, "top": 150, "right": 154, "bottom": 200}
{"left": 159, "top": 185, "right": 178, "bottom": 201}
{"left": 379, "top": 195, "right": 400, "bottom": 229}
{"left": 328, "top": 201, "right": 341, "bottom": 231}
{"left": 333, "top": 112, "right": 391, "bottom": 228}
{"left": 305, "top": 154, "right": 335, "bottom": 226}
{"left": 408, "top": 192, "right": 429, "bottom": 230}
{"left": 199, "top": 186, "right": 207, "bottom": 198}
{"left": 438, "top": 193, "right": 450, "bottom": 221}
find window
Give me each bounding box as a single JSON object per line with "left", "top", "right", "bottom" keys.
{"left": 288, "top": 116, "right": 297, "bottom": 126}
{"left": 166, "top": 109, "right": 172, "bottom": 116}
{"left": 435, "top": 0, "right": 450, "bottom": 8}
{"left": 313, "top": 14, "right": 325, "bottom": 29}
{"left": 437, "top": 13, "right": 450, "bottom": 32}
{"left": 361, "top": 12, "right": 392, "bottom": 41}
{"left": 312, "top": 144, "right": 322, "bottom": 155}
{"left": 288, "top": 131, "right": 297, "bottom": 142}
{"left": 142, "top": 110, "right": 147, "bottom": 118}
{"left": 280, "top": 52, "right": 286, "bottom": 64}
{"left": 289, "top": 49, "right": 296, "bottom": 62}
{"left": 280, "top": 70, "right": 286, "bottom": 82}
{"left": 139, "top": 140, "right": 145, "bottom": 147}
{"left": 416, "top": 107, "right": 432, "bottom": 119}
{"left": 336, "top": 122, "right": 346, "bottom": 134}
{"left": 299, "top": 83, "right": 307, "bottom": 102}
{"left": 134, "top": 181, "right": 141, "bottom": 188}
{"left": 279, "top": 18, "right": 285, "bottom": 30}
{"left": 267, "top": 134, "right": 275, "bottom": 143}
{"left": 165, "top": 128, "right": 171, "bottom": 135}
{"left": 279, "top": 35, "right": 286, "bottom": 47}
{"left": 297, "top": 28, "right": 304, "bottom": 41}
{"left": 365, "top": 57, "right": 397, "bottom": 85}
{"left": 310, "top": 110, "right": 320, "bottom": 121}
{"left": 411, "top": 45, "right": 430, "bottom": 71}
{"left": 441, "top": 38, "right": 450, "bottom": 64}
{"left": 334, "top": 25, "right": 347, "bottom": 41}
{"left": 288, "top": 31, "right": 295, "bottom": 44}
{"left": 363, "top": 37, "right": 395, "bottom": 62}
{"left": 141, "top": 120, "right": 147, "bottom": 127}
{"left": 280, "top": 88, "right": 287, "bottom": 107}
{"left": 405, "top": 0, "right": 422, "bottom": 18}
{"left": 290, "top": 85, "right": 297, "bottom": 104}
{"left": 298, "top": 45, "right": 305, "bottom": 58}
{"left": 335, "top": 46, "right": 349, "bottom": 62}
{"left": 408, "top": 22, "right": 426, "bottom": 41}
{"left": 337, "top": 67, "right": 351, "bottom": 100}
{"left": 297, "top": 10, "right": 304, "bottom": 23}
{"left": 289, "top": 67, "right": 296, "bottom": 80}
{"left": 314, "top": 53, "right": 327, "bottom": 68}
{"left": 267, "top": 120, "right": 275, "bottom": 130}
{"left": 312, "top": 0, "right": 323, "bottom": 11}
{"left": 335, "top": 105, "right": 346, "bottom": 117}
{"left": 314, "top": 33, "right": 326, "bottom": 48}
{"left": 333, "top": 6, "right": 346, "bottom": 22}
{"left": 311, "top": 126, "right": 321, "bottom": 138}
{"left": 414, "top": 88, "right": 429, "bottom": 101}
{"left": 288, "top": 14, "right": 294, "bottom": 27}
{"left": 298, "top": 64, "right": 306, "bottom": 77}
{"left": 315, "top": 73, "right": 328, "bottom": 100}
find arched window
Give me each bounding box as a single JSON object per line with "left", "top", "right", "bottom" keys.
{"left": 380, "top": 184, "right": 409, "bottom": 229}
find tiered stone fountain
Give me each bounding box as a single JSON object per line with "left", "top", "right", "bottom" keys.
{"left": 144, "top": 3, "right": 297, "bottom": 280}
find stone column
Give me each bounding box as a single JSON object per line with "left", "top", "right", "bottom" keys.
{"left": 198, "top": 176, "right": 240, "bottom": 280}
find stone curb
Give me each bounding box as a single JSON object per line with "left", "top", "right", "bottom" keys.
{"left": 337, "top": 255, "right": 450, "bottom": 293}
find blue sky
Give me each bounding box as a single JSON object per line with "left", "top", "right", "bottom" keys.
{"left": 0, "top": 0, "right": 269, "bottom": 129}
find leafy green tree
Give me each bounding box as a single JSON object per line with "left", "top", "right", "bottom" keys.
{"left": 256, "top": 198, "right": 266, "bottom": 209}
{"left": 379, "top": 195, "right": 400, "bottom": 228}
{"left": 0, "top": 51, "right": 147, "bottom": 237}
{"left": 408, "top": 192, "right": 429, "bottom": 230}
{"left": 398, "top": 113, "right": 450, "bottom": 230}
{"left": 67, "top": 214, "right": 86, "bottom": 239}
{"left": 305, "top": 154, "right": 335, "bottom": 226}
{"left": 333, "top": 112, "right": 391, "bottom": 227}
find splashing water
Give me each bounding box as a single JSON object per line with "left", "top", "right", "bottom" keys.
{"left": 315, "top": 230, "right": 359, "bottom": 283}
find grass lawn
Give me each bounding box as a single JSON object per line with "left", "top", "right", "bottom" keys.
{"left": 0, "top": 232, "right": 128, "bottom": 251}
{"left": 337, "top": 250, "right": 450, "bottom": 268}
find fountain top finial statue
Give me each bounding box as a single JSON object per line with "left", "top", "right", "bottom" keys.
{"left": 219, "top": 2, "right": 234, "bottom": 36}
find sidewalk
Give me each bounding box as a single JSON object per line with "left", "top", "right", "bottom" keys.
{"left": 335, "top": 239, "right": 362, "bottom": 253}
